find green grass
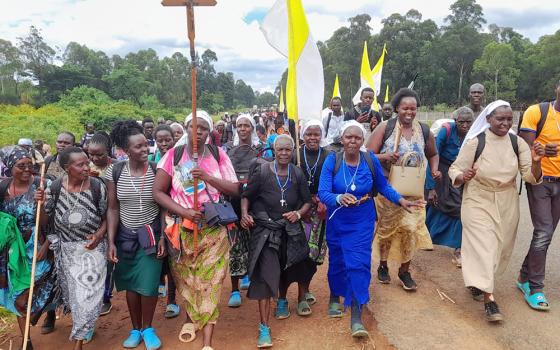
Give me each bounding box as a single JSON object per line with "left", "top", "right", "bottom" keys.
{"left": 0, "top": 307, "right": 15, "bottom": 343}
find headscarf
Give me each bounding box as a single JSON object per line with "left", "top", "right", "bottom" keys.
{"left": 461, "top": 100, "right": 510, "bottom": 149}
{"left": 233, "top": 113, "right": 260, "bottom": 147}
{"left": 273, "top": 134, "right": 295, "bottom": 150}
{"left": 300, "top": 119, "right": 327, "bottom": 147}
{"left": 340, "top": 120, "right": 367, "bottom": 152}
{"left": 176, "top": 110, "right": 214, "bottom": 146}
{"left": 3, "top": 146, "right": 31, "bottom": 170}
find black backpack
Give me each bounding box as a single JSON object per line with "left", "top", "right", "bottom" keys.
{"left": 112, "top": 161, "right": 157, "bottom": 185}
{"left": 382, "top": 117, "right": 430, "bottom": 146}
{"left": 49, "top": 176, "right": 105, "bottom": 217}
{"left": 333, "top": 151, "right": 378, "bottom": 197}
{"left": 517, "top": 102, "right": 550, "bottom": 137}
{"left": 473, "top": 132, "right": 519, "bottom": 164}
{"left": 172, "top": 144, "right": 220, "bottom": 167}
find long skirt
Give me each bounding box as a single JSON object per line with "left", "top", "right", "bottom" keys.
{"left": 229, "top": 227, "right": 249, "bottom": 277}
{"left": 375, "top": 195, "right": 433, "bottom": 263}
{"left": 426, "top": 206, "right": 462, "bottom": 249}
{"left": 0, "top": 232, "right": 56, "bottom": 319}
{"left": 170, "top": 225, "right": 229, "bottom": 330}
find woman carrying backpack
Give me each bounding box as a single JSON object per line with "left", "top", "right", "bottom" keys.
{"left": 319, "top": 120, "right": 422, "bottom": 339}
{"left": 449, "top": 100, "right": 544, "bottom": 323}
{"left": 36, "top": 146, "right": 108, "bottom": 350}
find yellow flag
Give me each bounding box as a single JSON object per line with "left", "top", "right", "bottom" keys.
{"left": 279, "top": 85, "right": 285, "bottom": 112}
{"left": 371, "top": 44, "right": 388, "bottom": 95}
{"left": 384, "top": 84, "right": 389, "bottom": 103}
{"left": 332, "top": 74, "right": 341, "bottom": 99}
{"left": 352, "top": 41, "right": 375, "bottom": 104}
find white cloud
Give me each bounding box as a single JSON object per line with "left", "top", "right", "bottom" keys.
{"left": 1, "top": 0, "right": 559, "bottom": 93}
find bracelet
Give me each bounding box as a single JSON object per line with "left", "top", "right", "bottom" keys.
{"left": 295, "top": 211, "right": 301, "bottom": 220}
{"left": 336, "top": 194, "right": 342, "bottom": 204}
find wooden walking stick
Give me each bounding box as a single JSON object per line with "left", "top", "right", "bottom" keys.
{"left": 22, "top": 163, "right": 46, "bottom": 350}
{"left": 162, "top": 0, "right": 217, "bottom": 257}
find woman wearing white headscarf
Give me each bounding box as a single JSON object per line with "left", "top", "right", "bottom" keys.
{"left": 449, "top": 100, "right": 545, "bottom": 322}
{"left": 319, "top": 120, "right": 422, "bottom": 338}
{"left": 153, "top": 111, "right": 239, "bottom": 349}
{"left": 222, "top": 114, "right": 264, "bottom": 308}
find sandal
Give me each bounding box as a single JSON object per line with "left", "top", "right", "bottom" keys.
{"left": 178, "top": 323, "right": 197, "bottom": 343}
{"left": 328, "top": 301, "right": 343, "bottom": 318}
{"left": 304, "top": 292, "right": 317, "bottom": 305}
{"left": 351, "top": 323, "right": 369, "bottom": 338}
{"left": 524, "top": 292, "right": 550, "bottom": 311}
{"left": 83, "top": 328, "right": 95, "bottom": 344}
{"left": 297, "top": 300, "right": 312, "bottom": 316}
{"left": 202, "top": 347, "right": 214, "bottom": 350}
{"left": 516, "top": 281, "right": 530, "bottom": 296}
{"left": 164, "top": 304, "right": 181, "bottom": 319}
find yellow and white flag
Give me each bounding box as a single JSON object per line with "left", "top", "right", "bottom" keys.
{"left": 332, "top": 74, "right": 341, "bottom": 99}
{"left": 279, "top": 85, "right": 285, "bottom": 112}
{"left": 261, "top": 0, "right": 324, "bottom": 123}
{"left": 384, "top": 84, "right": 390, "bottom": 103}
{"left": 352, "top": 41, "right": 375, "bottom": 105}
{"left": 371, "top": 44, "right": 387, "bottom": 96}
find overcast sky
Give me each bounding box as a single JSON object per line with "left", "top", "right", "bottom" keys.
{"left": 2, "top": 0, "right": 559, "bottom": 92}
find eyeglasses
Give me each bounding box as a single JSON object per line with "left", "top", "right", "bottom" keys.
{"left": 14, "top": 164, "right": 34, "bottom": 170}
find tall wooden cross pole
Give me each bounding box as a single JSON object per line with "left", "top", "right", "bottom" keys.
{"left": 162, "top": 0, "right": 216, "bottom": 256}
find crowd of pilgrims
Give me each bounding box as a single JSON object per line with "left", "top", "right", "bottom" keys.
{"left": 0, "top": 82, "right": 559, "bottom": 350}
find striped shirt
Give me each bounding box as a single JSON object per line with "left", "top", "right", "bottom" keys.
{"left": 104, "top": 162, "right": 160, "bottom": 229}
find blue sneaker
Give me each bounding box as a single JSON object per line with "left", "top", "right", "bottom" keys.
{"left": 240, "top": 275, "right": 251, "bottom": 290}
{"left": 123, "top": 329, "right": 142, "bottom": 348}
{"left": 257, "top": 323, "right": 273, "bottom": 348}
{"left": 142, "top": 327, "right": 161, "bottom": 350}
{"left": 275, "top": 298, "right": 290, "bottom": 319}
{"left": 228, "top": 291, "right": 242, "bottom": 308}
{"left": 83, "top": 328, "right": 94, "bottom": 344}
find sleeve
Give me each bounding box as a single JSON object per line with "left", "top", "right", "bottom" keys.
{"left": 242, "top": 163, "right": 262, "bottom": 200}
{"left": 519, "top": 105, "right": 540, "bottom": 133}
{"left": 518, "top": 137, "right": 542, "bottom": 185}
{"left": 449, "top": 137, "right": 478, "bottom": 187}
{"left": 371, "top": 152, "right": 402, "bottom": 205}
{"left": 157, "top": 148, "right": 175, "bottom": 177}
{"left": 318, "top": 153, "right": 339, "bottom": 208}
{"left": 425, "top": 127, "right": 448, "bottom": 190}
{"left": 295, "top": 167, "right": 312, "bottom": 205}
{"left": 217, "top": 147, "right": 238, "bottom": 183}
{"left": 103, "top": 164, "right": 115, "bottom": 183}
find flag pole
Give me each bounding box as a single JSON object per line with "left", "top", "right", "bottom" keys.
{"left": 162, "top": 0, "right": 217, "bottom": 257}
{"left": 22, "top": 164, "right": 46, "bottom": 350}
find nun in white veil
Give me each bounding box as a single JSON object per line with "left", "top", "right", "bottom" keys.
{"left": 449, "top": 100, "right": 544, "bottom": 323}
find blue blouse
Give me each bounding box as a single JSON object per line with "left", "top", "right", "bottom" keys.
{"left": 426, "top": 122, "right": 462, "bottom": 190}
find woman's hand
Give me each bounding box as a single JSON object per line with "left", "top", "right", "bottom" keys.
{"left": 191, "top": 167, "right": 211, "bottom": 182}
{"left": 338, "top": 193, "right": 357, "bottom": 207}
{"left": 399, "top": 198, "right": 426, "bottom": 213}
{"left": 34, "top": 188, "right": 45, "bottom": 202}
{"left": 384, "top": 152, "right": 399, "bottom": 164}
{"left": 107, "top": 242, "right": 119, "bottom": 263}
{"left": 431, "top": 170, "right": 442, "bottom": 181}
{"left": 240, "top": 213, "right": 254, "bottom": 229}
{"left": 462, "top": 168, "right": 477, "bottom": 183}
{"left": 427, "top": 189, "right": 438, "bottom": 206}
{"left": 85, "top": 232, "right": 105, "bottom": 250}
{"left": 282, "top": 211, "right": 300, "bottom": 224}
{"left": 183, "top": 208, "right": 203, "bottom": 223}
{"left": 544, "top": 143, "right": 558, "bottom": 158}
{"left": 157, "top": 238, "right": 167, "bottom": 258}
{"left": 532, "top": 142, "right": 546, "bottom": 162}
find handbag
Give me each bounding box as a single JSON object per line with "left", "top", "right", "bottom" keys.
{"left": 388, "top": 151, "right": 426, "bottom": 198}
{"left": 202, "top": 184, "right": 238, "bottom": 227}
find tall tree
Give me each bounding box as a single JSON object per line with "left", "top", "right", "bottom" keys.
{"left": 473, "top": 42, "right": 519, "bottom": 100}
{"left": 0, "top": 39, "right": 22, "bottom": 96}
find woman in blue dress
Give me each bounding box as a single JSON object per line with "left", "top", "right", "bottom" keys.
{"left": 425, "top": 107, "right": 474, "bottom": 267}
{"left": 318, "top": 120, "right": 423, "bottom": 338}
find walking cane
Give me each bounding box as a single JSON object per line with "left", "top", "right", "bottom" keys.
{"left": 22, "top": 164, "right": 46, "bottom": 350}
{"left": 162, "top": 0, "right": 217, "bottom": 257}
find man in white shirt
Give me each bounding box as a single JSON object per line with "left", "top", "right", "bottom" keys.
{"left": 322, "top": 97, "right": 345, "bottom": 152}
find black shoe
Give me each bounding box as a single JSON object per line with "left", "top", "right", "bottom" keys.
{"left": 469, "top": 287, "right": 484, "bottom": 302}
{"left": 100, "top": 302, "right": 113, "bottom": 316}
{"left": 377, "top": 265, "right": 391, "bottom": 284}
{"left": 40, "top": 310, "right": 56, "bottom": 334}
{"left": 398, "top": 271, "right": 417, "bottom": 291}
{"left": 484, "top": 301, "right": 503, "bottom": 322}
{"left": 18, "top": 339, "right": 33, "bottom": 350}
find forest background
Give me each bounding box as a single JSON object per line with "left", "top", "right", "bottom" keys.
{"left": 0, "top": 0, "right": 559, "bottom": 146}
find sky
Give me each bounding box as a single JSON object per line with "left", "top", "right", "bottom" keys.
{"left": 1, "top": 0, "right": 559, "bottom": 92}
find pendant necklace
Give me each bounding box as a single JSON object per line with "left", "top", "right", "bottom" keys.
{"left": 273, "top": 161, "right": 291, "bottom": 207}
{"left": 65, "top": 176, "right": 85, "bottom": 226}
{"left": 127, "top": 162, "right": 148, "bottom": 212}
{"left": 342, "top": 153, "right": 360, "bottom": 192}
{"left": 303, "top": 145, "right": 322, "bottom": 187}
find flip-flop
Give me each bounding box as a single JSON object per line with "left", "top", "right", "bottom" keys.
{"left": 178, "top": 323, "right": 197, "bottom": 343}
{"left": 164, "top": 304, "right": 180, "bottom": 319}
{"left": 297, "top": 300, "right": 312, "bottom": 316}
{"left": 524, "top": 292, "right": 551, "bottom": 311}
{"left": 304, "top": 292, "right": 317, "bottom": 305}
{"left": 328, "top": 301, "right": 343, "bottom": 318}
{"left": 351, "top": 323, "right": 369, "bottom": 338}
{"left": 516, "top": 281, "right": 530, "bottom": 296}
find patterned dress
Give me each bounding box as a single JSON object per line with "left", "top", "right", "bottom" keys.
{"left": 158, "top": 144, "right": 237, "bottom": 330}
{"left": 45, "top": 180, "right": 107, "bottom": 340}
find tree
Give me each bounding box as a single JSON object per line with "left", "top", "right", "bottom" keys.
{"left": 445, "top": 0, "right": 486, "bottom": 30}
{"left": 473, "top": 42, "right": 519, "bottom": 100}
{"left": 0, "top": 39, "right": 22, "bottom": 96}
{"left": 216, "top": 72, "right": 235, "bottom": 109}
{"left": 255, "top": 91, "right": 276, "bottom": 107}
{"left": 234, "top": 79, "right": 255, "bottom": 107}
{"left": 103, "top": 63, "right": 153, "bottom": 105}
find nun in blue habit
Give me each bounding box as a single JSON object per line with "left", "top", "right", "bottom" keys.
{"left": 318, "top": 120, "right": 423, "bottom": 339}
